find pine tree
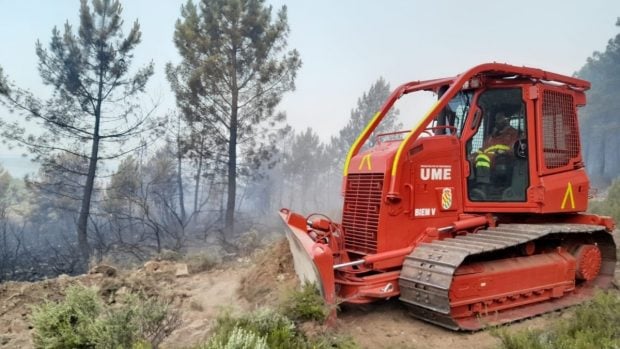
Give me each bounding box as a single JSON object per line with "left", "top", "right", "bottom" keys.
{"left": 0, "top": 0, "right": 155, "bottom": 266}
{"left": 167, "top": 0, "right": 301, "bottom": 236}
{"left": 576, "top": 17, "right": 620, "bottom": 186}
{"left": 0, "top": 67, "right": 7, "bottom": 95}
{"left": 329, "top": 77, "right": 401, "bottom": 172}
{"left": 283, "top": 128, "right": 325, "bottom": 212}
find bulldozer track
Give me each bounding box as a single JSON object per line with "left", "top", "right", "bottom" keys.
{"left": 398, "top": 223, "right": 617, "bottom": 330}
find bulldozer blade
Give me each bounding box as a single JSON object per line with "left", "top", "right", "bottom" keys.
{"left": 279, "top": 209, "right": 337, "bottom": 307}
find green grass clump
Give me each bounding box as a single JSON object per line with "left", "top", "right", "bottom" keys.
{"left": 202, "top": 309, "right": 299, "bottom": 349}
{"left": 308, "top": 333, "right": 359, "bottom": 349}
{"left": 31, "top": 285, "right": 179, "bottom": 349}
{"left": 194, "top": 308, "right": 357, "bottom": 349}
{"left": 279, "top": 282, "right": 329, "bottom": 323}
{"left": 494, "top": 291, "right": 620, "bottom": 349}
{"left": 206, "top": 326, "right": 268, "bottom": 349}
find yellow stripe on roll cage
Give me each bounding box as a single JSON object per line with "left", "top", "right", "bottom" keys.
{"left": 391, "top": 101, "right": 439, "bottom": 176}
{"left": 343, "top": 111, "right": 382, "bottom": 176}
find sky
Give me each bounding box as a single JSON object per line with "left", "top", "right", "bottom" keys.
{"left": 0, "top": 0, "right": 619, "bottom": 176}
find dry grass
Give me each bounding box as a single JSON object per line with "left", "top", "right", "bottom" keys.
{"left": 189, "top": 300, "right": 204, "bottom": 312}
{"left": 183, "top": 254, "right": 217, "bottom": 274}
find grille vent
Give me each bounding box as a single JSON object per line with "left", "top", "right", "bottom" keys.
{"left": 541, "top": 90, "right": 579, "bottom": 169}
{"left": 342, "top": 173, "right": 384, "bottom": 254}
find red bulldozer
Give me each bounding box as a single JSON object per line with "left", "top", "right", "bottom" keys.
{"left": 280, "top": 63, "right": 617, "bottom": 330}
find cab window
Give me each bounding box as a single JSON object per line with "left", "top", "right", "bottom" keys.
{"left": 466, "top": 88, "right": 528, "bottom": 202}
{"left": 434, "top": 90, "right": 473, "bottom": 136}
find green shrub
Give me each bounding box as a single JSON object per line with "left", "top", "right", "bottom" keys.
{"left": 279, "top": 282, "right": 329, "bottom": 323}
{"left": 205, "top": 327, "right": 268, "bottom": 349}
{"left": 494, "top": 291, "right": 620, "bottom": 349}
{"left": 193, "top": 308, "right": 357, "bottom": 349}
{"left": 110, "top": 293, "right": 180, "bottom": 348}
{"left": 589, "top": 179, "right": 620, "bottom": 222}
{"left": 31, "top": 285, "right": 179, "bottom": 349}
{"left": 31, "top": 286, "right": 102, "bottom": 348}
{"left": 203, "top": 309, "right": 299, "bottom": 349}
{"left": 492, "top": 329, "right": 547, "bottom": 349}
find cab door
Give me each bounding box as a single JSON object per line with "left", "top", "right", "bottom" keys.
{"left": 461, "top": 87, "right": 532, "bottom": 207}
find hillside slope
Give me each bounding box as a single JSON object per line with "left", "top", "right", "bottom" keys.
{"left": 1, "top": 236, "right": 618, "bottom": 349}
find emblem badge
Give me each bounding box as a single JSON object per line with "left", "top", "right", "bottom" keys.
{"left": 441, "top": 188, "right": 452, "bottom": 210}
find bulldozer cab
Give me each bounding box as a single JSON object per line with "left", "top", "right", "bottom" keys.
{"left": 422, "top": 70, "right": 589, "bottom": 213}
{"left": 462, "top": 88, "right": 528, "bottom": 202}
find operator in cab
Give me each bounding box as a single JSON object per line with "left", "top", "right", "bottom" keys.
{"left": 474, "top": 111, "right": 519, "bottom": 183}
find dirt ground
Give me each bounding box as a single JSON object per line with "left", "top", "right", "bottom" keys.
{"left": 0, "top": 235, "right": 618, "bottom": 349}
{"left": 336, "top": 299, "right": 557, "bottom": 349}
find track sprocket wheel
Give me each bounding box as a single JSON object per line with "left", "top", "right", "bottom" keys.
{"left": 573, "top": 244, "right": 602, "bottom": 281}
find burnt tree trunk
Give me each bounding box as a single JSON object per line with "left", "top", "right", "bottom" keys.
{"left": 225, "top": 99, "right": 238, "bottom": 237}
{"left": 76, "top": 89, "right": 102, "bottom": 268}
{"left": 176, "top": 124, "right": 186, "bottom": 223}
{"left": 225, "top": 53, "right": 239, "bottom": 237}
{"left": 194, "top": 138, "right": 204, "bottom": 216}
